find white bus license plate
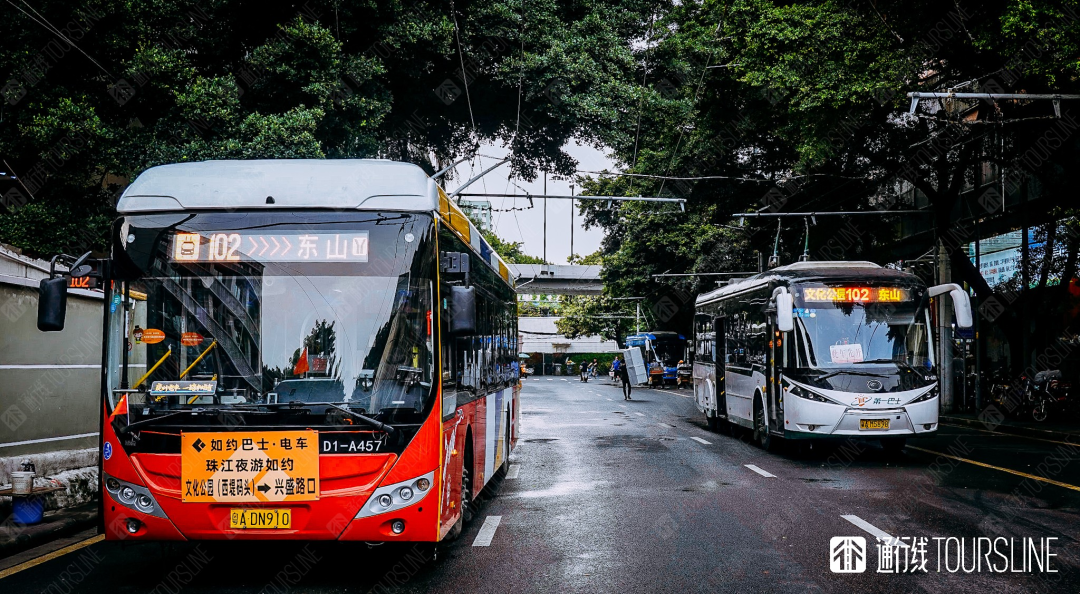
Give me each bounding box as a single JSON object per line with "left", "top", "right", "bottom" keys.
{"left": 859, "top": 419, "right": 889, "bottom": 430}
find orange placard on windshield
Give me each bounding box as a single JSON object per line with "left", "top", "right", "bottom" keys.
{"left": 181, "top": 430, "right": 319, "bottom": 503}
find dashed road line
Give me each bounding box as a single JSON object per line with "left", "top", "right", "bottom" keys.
{"left": 658, "top": 422, "right": 674, "bottom": 428}
{"left": 472, "top": 515, "right": 502, "bottom": 546}
{"left": 606, "top": 398, "right": 613, "bottom": 401}
{"left": 506, "top": 464, "right": 520, "bottom": 479}
{"left": 744, "top": 464, "right": 776, "bottom": 478}
{"left": 689, "top": 436, "right": 712, "bottom": 445}
{"left": 634, "top": 412, "right": 646, "bottom": 417}
{"left": 907, "top": 445, "right": 1080, "bottom": 493}
{"left": 619, "top": 404, "right": 627, "bottom": 408}
{"left": 841, "top": 515, "right": 909, "bottom": 548}
{"left": 0, "top": 535, "right": 104, "bottom": 580}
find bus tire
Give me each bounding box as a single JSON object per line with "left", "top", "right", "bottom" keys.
{"left": 754, "top": 397, "right": 779, "bottom": 452}
{"left": 706, "top": 408, "right": 718, "bottom": 431}
{"left": 462, "top": 442, "right": 475, "bottom": 525}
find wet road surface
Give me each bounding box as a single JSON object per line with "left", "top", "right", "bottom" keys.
{"left": 3, "top": 377, "right": 1079, "bottom": 592}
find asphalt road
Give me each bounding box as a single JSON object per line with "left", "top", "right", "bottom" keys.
{"left": 3, "top": 377, "right": 1080, "bottom": 593}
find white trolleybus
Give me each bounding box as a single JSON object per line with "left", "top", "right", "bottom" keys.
{"left": 691, "top": 261, "right": 972, "bottom": 452}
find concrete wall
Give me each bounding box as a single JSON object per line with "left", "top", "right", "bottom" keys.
{"left": 0, "top": 246, "right": 103, "bottom": 462}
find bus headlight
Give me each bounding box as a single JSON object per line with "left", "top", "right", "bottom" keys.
{"left": 104, "top": 473, "right": 167, "bottom": 519}
{"left": 136, "top": 494, "right": 154, "bottom": 512}
{"left": 908, "top": 388, "right": 938, "bottom": 404}
{"left": 357, "top": 470, "right": 436, "bottom": 519}
{"left": 119, "top": 486, "right": 137, "bottom": 505}
{"left": 789, "top": 385, "right": 832, "bottom": 404}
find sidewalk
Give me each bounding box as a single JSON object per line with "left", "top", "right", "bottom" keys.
{"left": 941, "top": 411, "right": 1080, "bottom": 443}
{"left": 0, "top": 502, "right": 97, "bottom": 560}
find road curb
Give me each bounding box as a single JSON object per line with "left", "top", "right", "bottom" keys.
{"left": 0, "top": 503, "right": 98, "bottom": 561}
{"left": 940, "top": 415, "right": 1080, "bottom": 443}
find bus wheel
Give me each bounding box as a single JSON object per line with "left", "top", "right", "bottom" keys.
{"left": 706, "top": 409, "right": 718, "bottom": 431}
{"left": 462, "top": 452, "right": 475, "bottom": 524}
{"left": 754, "top": 400, "right": 777, "bottom": 452}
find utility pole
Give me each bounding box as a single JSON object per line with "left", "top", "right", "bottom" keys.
{"left": 570, "top": 183, "right": 575, "bottom": 260}
{"left": 543, "top": 171, "right": 547, "bottom": 264}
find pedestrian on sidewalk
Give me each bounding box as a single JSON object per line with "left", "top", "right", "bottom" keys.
{"left": 617, "top": 356, "right": 632, "bottom": 400}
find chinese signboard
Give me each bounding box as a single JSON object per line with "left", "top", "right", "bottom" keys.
{"left": 181, "top": 430, "right": 319, "bottom": 503}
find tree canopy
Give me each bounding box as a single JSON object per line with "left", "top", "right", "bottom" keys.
{"left": 0, "top": 0, "right": 650, "bottom": 256}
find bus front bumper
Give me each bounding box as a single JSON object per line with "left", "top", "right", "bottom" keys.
{"left": 783, "top": 397, "right": 939, "bottom": 438}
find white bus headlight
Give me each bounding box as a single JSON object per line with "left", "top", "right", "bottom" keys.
{"left": 908, "top": 388, "right": 938, "bottom": 404}
{"left": 104, "top": 473, "right": 167, "bottom": 518}
{"left": 357, "top": 471, "right": 436, "bottom": 519}
{"left": 790, "top": 385, "right": 831, "bottom": 403}
{"left": 119, "top": 486, "right": 137, "bottom": 504}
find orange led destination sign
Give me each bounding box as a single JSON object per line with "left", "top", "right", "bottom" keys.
{"left": 801, "top": 287, "right": 910, "bottom": 303}
{"left": 172, "top": 231, "right": 369, "bottom": 263}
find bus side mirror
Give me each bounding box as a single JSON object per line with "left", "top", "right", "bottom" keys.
{"left": 450, "top": 285, "right": 476, "bottom": 335}
{"left": 929, "top": 283, "right": 972, "bottom": 329}
{"left": 37, "top": 277, "right": 69, "bottom": 332}
{"left": 775, "top": 291, "right": 794, "bottom": 332}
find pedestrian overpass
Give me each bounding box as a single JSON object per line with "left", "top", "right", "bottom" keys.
{"left": 508, "top": 264, "right": 602, "bottom": 295}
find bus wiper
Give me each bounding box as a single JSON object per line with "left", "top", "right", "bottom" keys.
{"left": 118, "top": 411, "right": 189, "bottom": 434}
{"left": 242, "top": 402, "right": 397, "bottom": 436}
{"left": 816, "top": 369, "right": 892, "bottom": 381}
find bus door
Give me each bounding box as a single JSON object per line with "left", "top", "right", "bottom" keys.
{"left": 768, "top": 319, "right": 782, "bottom": 429}
{"left": 713, "top": 317, "right": 726, "bottom": 419}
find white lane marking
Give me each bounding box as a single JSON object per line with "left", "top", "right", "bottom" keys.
{"left": 506, "top": 464, "right": 520, "bottom": 479}
{"left": 618, "top": 404, "right": 627, "bottom": 408}
{"left": 547, "top": 379, "right": 553, "bottom": 381}
{"left": 634, "top": 412, "right": 646, "bottom": 417}
{"left": 606, "top": 398, "right": 613, "bottom": 401}
{"left": 841, "top": 515, "right": 910, "bottom": 548}
{"left": 689, "top": 436, "right": 712, "bottom": 445}
{"left": 658, "top": 422, "right": 674, "bottom": 428}
{"left": 744, "top": 464, "right": 776, "bottom": 478}
{"left": 472, "top": 516, "right": 502, "bottom": 546}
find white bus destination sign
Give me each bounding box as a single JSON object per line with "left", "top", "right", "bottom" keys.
{"left": 171, "top": 231, "right": 369, "bottom": 263}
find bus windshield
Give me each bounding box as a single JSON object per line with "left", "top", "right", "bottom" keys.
{"left": 652, "top": 338, "right": 685, "bottom": 366}
{"left": 791, "top": 291, "right": 934, "bottom": 372}
{"left": 116, "top": 212, "right": 436, "bottom": 423}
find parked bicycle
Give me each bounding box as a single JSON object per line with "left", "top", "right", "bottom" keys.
{"left": 1028, "top": 370, "right": 1075, "bottom": 422}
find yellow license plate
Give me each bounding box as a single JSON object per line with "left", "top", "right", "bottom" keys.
{"left": 230, "top": 508, "right": 292, "bottom": 529}
{"left": 859, "top": 419, "right": 890, "bottom": 430}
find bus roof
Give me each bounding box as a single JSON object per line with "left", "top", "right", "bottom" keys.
{"left": 117, "top": 159, "right": 437, "bottom": 213}
{"left": 695, "top": 260, "right": 919, "bottom": 307}
{"left": 116, "top": 159, "right": 516, "bottom": 286}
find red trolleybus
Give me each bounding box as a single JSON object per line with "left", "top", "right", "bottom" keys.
{"left": 37, "top": 160, "right": 520, "bottom": 545}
